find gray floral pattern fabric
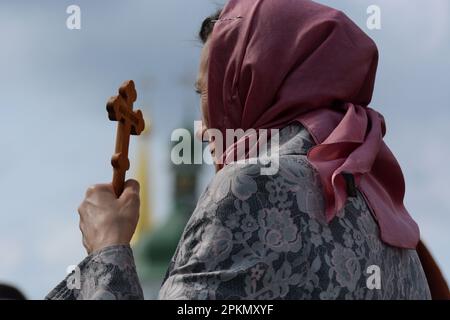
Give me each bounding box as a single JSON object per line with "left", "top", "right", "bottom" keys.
{"left": 46, "top": 245, "right": 143, "bottom": 300}
{"left": 47, "top": 124, "right": 431, "bottom": 300}
{"left": 158, "top": 124, "right": 431, "bottom": 300}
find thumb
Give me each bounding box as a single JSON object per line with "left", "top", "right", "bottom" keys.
{"left": 120, "top": 179, "right": 140, "bottom": 200}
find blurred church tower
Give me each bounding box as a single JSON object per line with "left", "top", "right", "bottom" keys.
{"left": 133, "top": 123, "right": 202, "bottom": 298}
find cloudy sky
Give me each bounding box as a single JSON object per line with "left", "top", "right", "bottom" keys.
{"left": 0, "top": 0, "right": 449, "bottom": 299}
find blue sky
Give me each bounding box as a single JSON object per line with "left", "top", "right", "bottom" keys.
{"left": 0, "top": 0, "right": 449, "bottom": 299}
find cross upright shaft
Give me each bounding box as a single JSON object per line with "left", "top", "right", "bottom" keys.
{"left": 107, "top": 80, "right": 145, "bottom": 197}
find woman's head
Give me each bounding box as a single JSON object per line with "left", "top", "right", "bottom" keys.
{"left": 192, "top": 1, "right": 418, "bottom": 249}
{"left": 199, "top": 0, "right": 378, "bottom": 137}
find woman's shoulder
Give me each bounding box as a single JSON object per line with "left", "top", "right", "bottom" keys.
{"left": 213, "top": 152, "right": 321, "bottom": 199}
{"left": 186, "top": 156, "right": 323, "bottom": 240}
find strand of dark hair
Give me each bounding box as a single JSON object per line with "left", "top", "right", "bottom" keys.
{"left": 199, "top": 9, "right": 222, "bottom": 43}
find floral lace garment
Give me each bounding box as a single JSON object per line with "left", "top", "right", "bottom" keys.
{"left": 47, "top": 124, "right": 431, "bottom": 300}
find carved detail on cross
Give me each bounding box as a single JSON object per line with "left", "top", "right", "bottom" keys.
{"left": 107, "top": 80, "right": 145, "bottom": 197}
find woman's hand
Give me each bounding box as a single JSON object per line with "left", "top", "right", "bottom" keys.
{"left": 78, "top": 180, "right": 140, "bottom": 254}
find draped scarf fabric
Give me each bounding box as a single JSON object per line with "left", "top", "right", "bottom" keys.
{"left": 207, "top": 0, "right": 419, "bottom": 249}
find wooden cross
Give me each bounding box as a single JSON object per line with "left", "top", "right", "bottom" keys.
{"left": 106, "top": 80, "right": 145, "bottom": 197}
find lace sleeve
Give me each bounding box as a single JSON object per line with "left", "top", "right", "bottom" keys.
{"left": 46, "top": 245, "right": 143, "bottom": 300}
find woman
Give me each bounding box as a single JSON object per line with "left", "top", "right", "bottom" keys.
{"left": 47, "top": 0, "right": 444, "bottom": 300}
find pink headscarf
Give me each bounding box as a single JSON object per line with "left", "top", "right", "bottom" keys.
{"left": 207, "top": 0, "right": 419, "bottom": 249}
